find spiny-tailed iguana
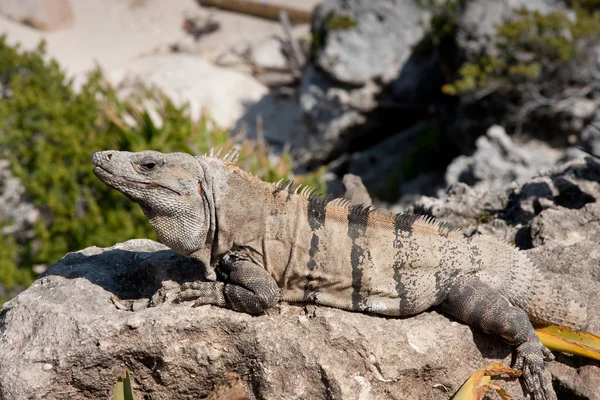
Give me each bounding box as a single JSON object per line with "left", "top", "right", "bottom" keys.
{"left": 92, "top": 149, "right": 589, "bottom": 400}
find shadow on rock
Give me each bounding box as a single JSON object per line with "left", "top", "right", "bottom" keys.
{"left": 41, "top": 243, "right": 206, "bottom": 301}
{"left": 504, "top": 156, "right": 600, "bottom": 227}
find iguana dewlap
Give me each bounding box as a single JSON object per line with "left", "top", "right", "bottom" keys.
{"left": 93, "top": 149, "right": 589, "bottom": 400}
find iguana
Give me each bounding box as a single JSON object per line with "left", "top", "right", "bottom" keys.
{"left": 92, "top": 149, "right": 589, "bottom": 400}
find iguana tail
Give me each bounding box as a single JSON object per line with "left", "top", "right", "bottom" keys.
{"left": 470, "top": 235, "right": 588, "bottom": 330}
{"left": 512, "top": 249, "right": 588, "bottom": 329}
{"left": 525, "top": 277, "right": 588, "bottom": 330}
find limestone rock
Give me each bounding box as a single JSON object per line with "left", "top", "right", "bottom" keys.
{"left": 251, "top": 36, "right": 288, "bottom": 70}
{"left": 580, "top": 108, "right": 600, "bottom": 157}
{"left": 445, "top": 125, "right": 564, "bottom": 192}
{"left": 342, "top": 173, "right": 372, "bottom": 207}
{"left": 297, "top": 65, "right": 375, "bottom": 164}
{"left": 108, "top": 54, "right": 269, "bottom": 129}
{"left": 527, "top": 203, "right": 600, "bottom": 399}
{"left": 296, "top": 0, "right": 429, "bottom": 164}
{"left": 0, "top": 0, "right": 74, "bottom": 31}
{"left": 0, "top": 159, "right": 39, "bottom": 240}
{"left": 313, "top": 0, "right": 425, "bottom": 86}
{"left": 414, "top": 156, "right": 600, "bottom": 237}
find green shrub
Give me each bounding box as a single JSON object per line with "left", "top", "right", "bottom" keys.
{"left": 443, "top": 4, "right": 600, "bottom": 95}
{"left": 323, "top": 10, "right": 357, "bottom": 31}
{"left": 0, "top": 35, "right": 323, "bottom": 304}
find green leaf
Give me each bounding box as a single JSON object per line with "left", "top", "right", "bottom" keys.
{"left": 113, "top": 370, "right": 136, "bottom": 400}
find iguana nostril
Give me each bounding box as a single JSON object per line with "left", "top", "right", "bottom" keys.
{"left": 106, "top": 153, "right": 112, "bottom": 160}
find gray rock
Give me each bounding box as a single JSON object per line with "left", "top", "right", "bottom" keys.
{"left": 313, "top": 0, "right": 426, "bottom": 86}
{"left": 296, "top": 0, "right": 429, "bottom": 164}
{"left": 412, "top": 181, "right": 513, "bottom": 231}
{"left": 296, "top": 65, "right": 375, "bottom": 163}
{"left": 413, "top": 155, "right": 600, "bottom": 244}
{"left": 0, "top": 159, "right": 39, "bottom": 240}
{"left": 414, "top": 156, "right": 600, "bottom": 397}
{"left": 234, "top": 87, "right": 309, "bottom": 146}
{"left": 342, "top": 173, "right": 372, "bottom": 206}
{"left": 503, "top": 156, "right": 600, "bottom": 227}
{"left": 251, "top": 36, "right": 288, "bottom": 70}
{"left": 0, "top": 239, "right": 527, "bottom": 400}
{"left": 445, "top": 125, "right": 564, "bottom": 192}
{"left": 0, "top": 0, "right": 73, "bottom": 31}
{"left": 580, "top": 108, "right": 600, "bottom": 157}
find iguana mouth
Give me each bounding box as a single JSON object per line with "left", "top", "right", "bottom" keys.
{"left": 93, "top": 165, "right": 174, "bottom": 192}
{"left": 93, "top": 165, "right": 145, "bottom": 184}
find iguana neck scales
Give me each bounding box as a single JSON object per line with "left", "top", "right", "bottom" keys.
{"left": 93, "top": 149, "right": 588, "bottom": 400}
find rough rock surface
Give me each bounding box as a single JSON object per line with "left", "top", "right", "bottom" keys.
{"left": 0, "top": 159, "right": 40, "bottom": 298}
{"left": 1, "top": 157, "right": 600, "bottom": 399}
{"left": 109, "top": 54, "right": 268, "bottom": 129}
{"left": 0, "top": 159, "right": 39, "bottom": 240}
{"left": 527, "top": 202, "right": 600, "bottom": 400}
{"left": 445, "top": 125, "right": 564, "bottom": 192}
{"left": 313, "top": 0, "right": 426, "bottom": 86}
{"left": 412, "top": 182, "right": 513, "bottom": 231}
{"left": 580, "top": 108, "right": 600, "bottom": 157}
{"left": 414, "top": 156, "right": 600, "bottom": 237}
{"left": 296, "top": 0, "right": 428, "bottom": 164}
{"left": 297, "top": 65, "right": 376, "bottom": 164}
{"left": 0, "top": 0, "right": 74, "bottom": 31}
{"left": 342, "top": 173, "right": 372, "bottom": 207}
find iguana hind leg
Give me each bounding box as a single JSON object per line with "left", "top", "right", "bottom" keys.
{"left": 176, "top": 254, "right": 280, "bottom": 314}
{"left": 439, "top": 278, "right": 556, "bottom": 400}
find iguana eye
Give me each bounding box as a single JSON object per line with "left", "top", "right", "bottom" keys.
{"left": 140, "top": 159, "right": 157, "bottom": 171}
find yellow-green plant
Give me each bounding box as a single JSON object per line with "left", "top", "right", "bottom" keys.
{"left": 443, "top": 5, "right": 600, "bottom": 95}
{"left": 113, "top": 370, "right": 136, "bottom": 400}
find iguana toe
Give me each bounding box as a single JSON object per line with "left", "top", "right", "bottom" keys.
{"left": 173, "top": 281, "right": 227, "bottom": 308}
{"left": 514, "top": 340, "right": 556, "bottom": 400}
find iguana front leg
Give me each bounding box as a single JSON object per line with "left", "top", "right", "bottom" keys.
{"left": 439, "top": 278, "right": 556, "bottom": 400}
{"left": 175, "top": 253, "right": 280, "bottom": 314}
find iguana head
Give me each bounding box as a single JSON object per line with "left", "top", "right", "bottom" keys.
{"left": 93, "top": 150, "right": 217, "bottom": 279}
{"left": 93, "top": 150, "right": 203, "bottom": 206}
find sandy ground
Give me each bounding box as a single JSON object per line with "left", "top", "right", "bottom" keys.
{"left": 0, "top": 0, "right": 320, "bottom": 80}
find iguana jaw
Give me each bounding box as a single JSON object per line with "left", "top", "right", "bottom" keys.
{"left": 93, "top": 165, "right": 182, "bottom": 196}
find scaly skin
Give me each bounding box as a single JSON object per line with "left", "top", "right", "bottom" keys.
{"left": 93, "top": 149, "right": 589, "bottom": 400}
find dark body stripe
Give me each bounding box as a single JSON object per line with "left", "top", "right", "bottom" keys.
{"left": 304, "top": 196, "right": 327, "bottom": 301}
{"left": 392, "top": 214, "right": 420, "bottom": 313}
{"left": 347, "top": 206, "right": 370, "bottom": 310}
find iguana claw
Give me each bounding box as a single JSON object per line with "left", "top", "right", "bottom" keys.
{"left": 514, "top": 340, "right": 556, "bottom": 400}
